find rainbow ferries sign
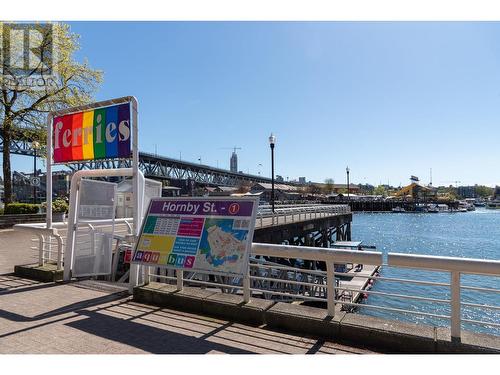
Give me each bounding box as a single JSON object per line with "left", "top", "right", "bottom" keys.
{"left": 52, "top": 102, "right": 131, "bottom": 163}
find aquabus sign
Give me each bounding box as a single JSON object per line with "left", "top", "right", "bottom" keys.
{"left": 52, "top": 102, "right": 131, "bottom": 163}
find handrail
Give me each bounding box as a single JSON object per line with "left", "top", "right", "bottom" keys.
{"left": 388, "top": 252, "right": 500, "bottom": 276}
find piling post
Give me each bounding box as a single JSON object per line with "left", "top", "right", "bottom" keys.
{"left": 451, "top": 271, "right": 461, "bottom": 342}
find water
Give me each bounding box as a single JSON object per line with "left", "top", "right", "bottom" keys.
{"left": 352, "top": 208, "right": 500, "bottom": 336}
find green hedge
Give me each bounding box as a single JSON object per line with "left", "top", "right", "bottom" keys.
{"left": 4, "top": 203, "right": 40, "bottom": 215}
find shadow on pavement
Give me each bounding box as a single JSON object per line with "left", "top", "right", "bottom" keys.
{"left": 67, "top": 310, "right": 253, "bottom": 354}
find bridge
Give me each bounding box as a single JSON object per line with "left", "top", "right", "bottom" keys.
{"left": 0, "top": 134, "right": 273, "bottom": 186}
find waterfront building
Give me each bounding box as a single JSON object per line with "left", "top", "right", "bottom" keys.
{"left": 250, "top": 182, "right": 301, "bottom": 202}
{"left": 458, "top": 185, "right": 476, "bottom": 198}
{"left": 394, "top": 181, "right": 436, "bottom": 201}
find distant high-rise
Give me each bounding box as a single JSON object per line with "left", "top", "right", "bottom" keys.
{"left": 230, "top": 152, "right": 238, "bottom": 172}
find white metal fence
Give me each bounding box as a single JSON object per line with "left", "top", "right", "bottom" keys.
{"left": 146, "top": 243, "right": 500, "bottom": 341}
{"left": 14, "top": 208, "right": 500, "bottom": 341}
{"left": 15, "top": 218, "right": 134, "bottom": 270}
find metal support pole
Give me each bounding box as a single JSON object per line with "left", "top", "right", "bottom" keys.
{"left": 176, "top": 269, "right": 184, "bottom": 291}
{"left": 451, "top": 271, "right": 461, "bottom": 342}
{"left": 271, "top": 143, "right": 275, "bottom": 213}
{"left": 326, "top": 262, "right": 335, "bottom": 317}
{"left": 129, "top": 97, "right": 140, "bottom": 293}
{"left": 243, "top": 268, "right": 251, "bottom": 303}
{"left": 33, "top": 148, "right": 37, "bottom": 204}
{"left": 38, "top": 234, "right": 44, "bottom": 266}
{"left": 46, "top": 114, "right": 53, "bottom": 230}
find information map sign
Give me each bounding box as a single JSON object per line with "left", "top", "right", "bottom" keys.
{"left": 132, "top": 197, "right": 258, "bottom": 276}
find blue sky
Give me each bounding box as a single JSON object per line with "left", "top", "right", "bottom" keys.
{"left": 6, "top": 22, "right": 500, "bottom": 186}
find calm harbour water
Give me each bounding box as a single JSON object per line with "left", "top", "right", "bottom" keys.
{"left": 351, "top": 209, "right": 500, "bottom": 335}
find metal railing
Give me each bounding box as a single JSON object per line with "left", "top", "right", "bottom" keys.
{"left": 15, "top": 218, "right": 134, "bottom": 270}
{"left": 256, "top": 204, "right": 350, "bottom": 226}
{"left": 14, "top": 213, "right": 500, "bottom": 341}
{"left": 148, "top": 243, "right": 500, "bottom": 341}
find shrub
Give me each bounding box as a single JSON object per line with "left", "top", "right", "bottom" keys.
{"left": 52, "top": 199, "right": 69, "bottom": 213}
{"left": 41, "top": 199, "right": 69, "bottom": 213}
{"left": 4, "top": 203, "right": 40, "bottom": 215}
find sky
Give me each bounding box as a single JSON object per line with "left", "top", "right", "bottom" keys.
{"left": 5, "top": 21, "right": 500, "bottom": 187}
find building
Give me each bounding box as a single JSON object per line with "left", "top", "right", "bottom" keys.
{"left": 250, "top": 182, "right": 301, "bottom": 202}
{"left": 203, "top": 186, "right": 238, "bottom": 196}
{"left": 115, "top": 178, "right": 162, "bottom": 218}
{"left": 276, "top": 175, "right": 284, "bottom": 182}
{"left": 458, "top": 186, "right": 476, "bottom": 199}
{"left": 298, "top": 177, "right": 306, "bottom": 184}
{"left": 230, "top": 152, "right": 238, "bottom": 173}
{"left": 394, "top": 182, "right": 436, "bottom": 201}
{"left": 12, "top": 170, "right": 71, "bottom": 203}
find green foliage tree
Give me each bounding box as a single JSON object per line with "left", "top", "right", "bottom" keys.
{"left": 0, "top": 22, "right": 103, "bottom": 205}
{"left": 373, "top": 185, "right": 387, "bottom": 196}
{"left": 475, "top": 185, "right": 494, "bottom": 199}
{"left": 323, "top": 178, "right": 334, "bottom": 194}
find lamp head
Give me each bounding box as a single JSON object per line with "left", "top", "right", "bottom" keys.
{"left": 268, "top": 133, "right": 276, "bottom": 146}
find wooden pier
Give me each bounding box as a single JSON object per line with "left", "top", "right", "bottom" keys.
{"left": 253, "top": 210, "right": 352, "bottom": 244}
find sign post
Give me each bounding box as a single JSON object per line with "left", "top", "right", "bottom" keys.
{"left": 131, "top": 197, "right": 258, "bottom": 278}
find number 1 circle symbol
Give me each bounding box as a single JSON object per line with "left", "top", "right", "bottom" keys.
{"left": 228, "top": 203, "right": 240, "bottom": 215}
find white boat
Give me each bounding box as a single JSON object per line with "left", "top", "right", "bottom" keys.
{"left": 427, "top": 204, "right": 439, "bottom": 213}
{"left": 464, "top": 198, "right": 477, "bottom": 210}
{"left": 392, "top": 206, "right": 405, "bottom": 213}
{"left": 435, "top": 204, "right": 449, "bottom": 213}
{"left": 454, "top": 201, "right": 469, "bottom": 212}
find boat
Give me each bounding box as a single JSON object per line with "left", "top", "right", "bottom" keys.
{"left": 458, "top": 200, "right": 475, "bottom": 211}
{"left": 436, "top": 204, "right": 449, "bottom": 213}
{"left": 415, "top": 203, "right": 428, "bottom": 213}
{"left": 427, "top": 204, "right": 439, "bottom": 213}
{"left": 392, "top": 206, "right": 405, "bottom": 213}
{"left": 485, "top": 201, "right": 500, "bottom": 209}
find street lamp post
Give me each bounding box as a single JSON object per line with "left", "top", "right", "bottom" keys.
{"left": 32, "top": 141, "right": 40, "bottom": 204}
{"left": 269, "top": 133, "right": 276, "bottom": 212}
{"left": 346, "top": 166, "right": 350, "bottom": 202}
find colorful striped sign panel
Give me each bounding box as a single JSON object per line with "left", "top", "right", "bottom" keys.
{"left": 52, "top": 103, "right": 131, "bottom": 163}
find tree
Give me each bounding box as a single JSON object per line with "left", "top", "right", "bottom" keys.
{"left": 373, "top": 185, "right": 387, "bottom": 196}
{"left": 323, "top": 178, "right": 334, "bottom": 195}
{"left": 235, "top": 181, "right": 252, "bottom": 194}
{"left": 475, "top": 185, "right": 494, "bottom": 199}
{"left": 306, "top": 184, "right": 322, "bottom": 195}
{"left": 0, "top": 22, "right": 102, "bottom": 204}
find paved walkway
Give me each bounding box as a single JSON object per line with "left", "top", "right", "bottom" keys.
{"left": 0, "top": 228, "right": 377, "bottom": 354}
{"left": 0, "top": 275, "right": 375, "bottom": 354}
{"left": 0, "top": 229, "right": 34, "bottom": 274}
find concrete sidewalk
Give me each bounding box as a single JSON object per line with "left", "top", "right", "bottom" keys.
{"left": 0, "top": 275, "right": 375, "bottom": 354}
